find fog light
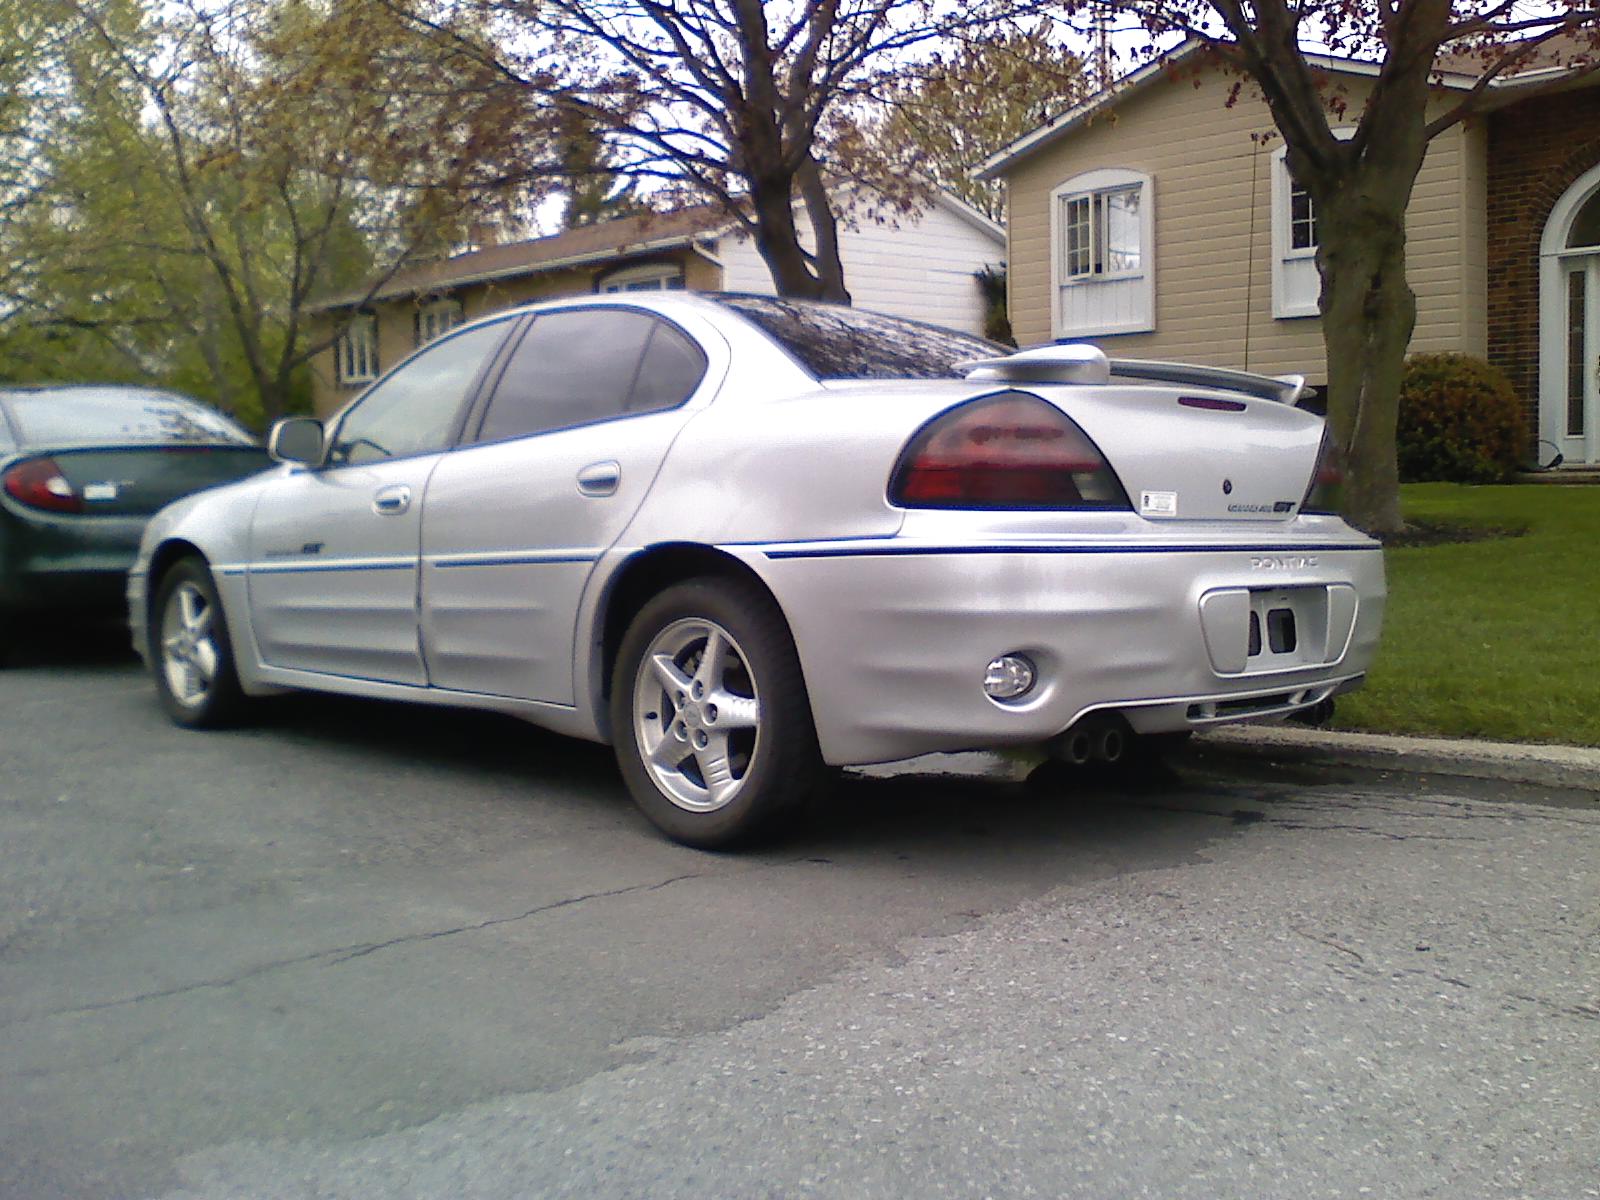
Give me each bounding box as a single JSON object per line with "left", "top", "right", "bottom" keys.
{"left": 984, "top": 654, "right": 1036, "bottom": 701}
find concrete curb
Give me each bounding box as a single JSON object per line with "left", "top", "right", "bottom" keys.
{"left": 1196, "top": 724, "right": 1600, "bottom": 793}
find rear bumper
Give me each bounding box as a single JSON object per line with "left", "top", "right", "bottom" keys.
{"left": 0, "top": 566, "right": 130, "bottom": 613}
{"left": 743, "top": 534, "right": 1385, "bottom": 766}
{"left": 0, "top": 508, "right": 146, "bottom": 612}
{"left": 126, "top": 567, "right": 151, "bottom": 664}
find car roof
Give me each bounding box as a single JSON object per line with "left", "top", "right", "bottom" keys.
{"left": 448, "top": 291, "right": 1004, "bottom": 383}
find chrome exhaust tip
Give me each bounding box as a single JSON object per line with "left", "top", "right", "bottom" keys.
{"left": 1094, "top": 725, "right": 1125, "bottom": 765}
{"left": 1061, "top": 728, "right": 1094, "bottom": 765}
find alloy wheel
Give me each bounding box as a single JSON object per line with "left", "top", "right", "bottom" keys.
{"left": 632, "top": 617, "right": 762, "bottom": 812}
{"left": 160, "top": 580, "right": 221, "bottom": 710}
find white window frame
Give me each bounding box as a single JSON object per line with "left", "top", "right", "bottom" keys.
{"left": 416, "top": 297, "right": 464, "bottom": 346}
{"left": 1050, "top": 168, "right": 1155, "bottom": 338}
{"left": 1270, "top": 129, "right": 1353, "bottom": 319}
{"left": 598, "top": 262, "right": 686, "bottom": 293}
{"left": 336, "top": 312, "right": 379, "bottom": 387}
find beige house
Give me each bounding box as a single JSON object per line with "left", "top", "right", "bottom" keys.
{"left": 308, "top": 194, "right": 1005, "bottom": 418}
{"left": 982, "top": 42, "right": 1600, "bottom": 466}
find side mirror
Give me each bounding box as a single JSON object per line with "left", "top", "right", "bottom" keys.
{"left": 268, "top": 417, "right": 325, "bottom": 466}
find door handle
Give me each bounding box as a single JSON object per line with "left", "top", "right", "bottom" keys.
{"left": 577, "top": 460, "right": 621, "bottom": 497}
{"left": 372, "top": 484, "right": 411, "bottom": 515}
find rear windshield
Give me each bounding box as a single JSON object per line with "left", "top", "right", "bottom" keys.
{"left": 1, "top": 387, "right": 254, "bottom": 447}
{"left": 714, "top": 295, "right": 1003, "bottom": 380}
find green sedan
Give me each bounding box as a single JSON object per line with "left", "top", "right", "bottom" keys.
{"left": 0, "top": 385, "right": 270, "bottom": 659}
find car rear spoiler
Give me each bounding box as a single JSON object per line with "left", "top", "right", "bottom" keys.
{"left": 959, "top": 343, "right": 1310, "bottom": 406}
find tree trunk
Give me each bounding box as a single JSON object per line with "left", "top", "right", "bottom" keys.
{"left": 797, "top": 154, "right": 850, "bottom": 303}
{"left": 1316, "top": 187, "right": 1412, "bottom": 535}
{"left": 748, "top": 168, "right": 830, "bottom": 300}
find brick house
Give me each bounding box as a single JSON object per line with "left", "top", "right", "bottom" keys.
{"left": 307, "top": 193, "right": 1005, "bottom": 418}
{"left": 981, "top": 41, "right": 1600, "bottom": 467}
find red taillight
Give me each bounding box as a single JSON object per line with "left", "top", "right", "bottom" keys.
{"left": 889, "top": 392, "right": 1130, "bottom": 510}
{"left": 3, "top": 457, "right": 83, "bottom": 513}
{"left": 1302, "top": 428, "right": 1345, "bottom": 514}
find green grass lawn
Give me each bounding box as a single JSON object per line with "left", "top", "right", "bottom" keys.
{"left": 1332, "top": 482, "right": 1600, "bottom": 746}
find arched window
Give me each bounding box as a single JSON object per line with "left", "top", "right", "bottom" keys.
{"left": 1049, "top": 168, "right": 1154, "bottom": 338}
{"left": 1539, "top": 162, "right": 1600, "bottom": 463}
{"left": 1567, "top": 190, "right": 1600, "bottom": 250}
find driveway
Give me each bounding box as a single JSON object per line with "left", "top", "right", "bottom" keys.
{"left": 2, "top": 631, "right": 1596, "bottom": 1198}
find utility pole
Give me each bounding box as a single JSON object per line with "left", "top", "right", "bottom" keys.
{"left": 1094, "top": 9, "right": 1111, "bottom": 88}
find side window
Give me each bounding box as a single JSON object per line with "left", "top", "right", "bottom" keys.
{"left": 329, "top": 319, "right": 509, "bottom": 466}
{"left": 476, "top": 309, "right": 703, "bottom": 443}
{"left": 630, "top": 322, "right": 708, "bottom": 413}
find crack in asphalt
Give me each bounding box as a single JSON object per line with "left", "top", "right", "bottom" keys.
{"left": 1268, "top": 819, "right": 1485, "bottom": 842}
{"left": 0, "top": 869, "right": 716, "bottom": 1029}
{"left": 1306, "top": 957, "right": 1599, "bottom": 1025}
{"left": 325, "top": 872, "right": 707, "bottom": 965}
{"left": 1291, "top": 926, "right": 1366, "bottom": 963}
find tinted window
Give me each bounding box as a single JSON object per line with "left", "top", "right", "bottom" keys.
{"left": 2, "top": 387, "right": 253, "bottom": 446}
{"left": 631, "top": 322, "right": 708, "bottom": 413}
{"left": 329, "top": 319, "right": 508, "bottom": 465}
{"left": 715, "top": 295, "right": 1001, "bottom": 380}
{"left": 477, "top": 308, "right": 702, "bottom": 443}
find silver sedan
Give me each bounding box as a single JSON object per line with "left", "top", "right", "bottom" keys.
{"left": 129, "top": 294, "right": 1384, "bottom": 846}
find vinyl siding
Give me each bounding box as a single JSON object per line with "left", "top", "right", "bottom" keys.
{"left": 1003, "top": 66, "right": 1478, "bottom": 382}
{"left": 718, "top": 198, "right": 1005, "bottom": 335}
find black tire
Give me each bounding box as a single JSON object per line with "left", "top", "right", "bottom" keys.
{"left": 150, "top": 557, "right": 247, "bottom": 728}
{"left": 610, "top": 576, "right": 824, "bottom": 849}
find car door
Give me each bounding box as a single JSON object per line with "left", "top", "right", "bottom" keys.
{"left": 248, "top": 318, "right": 515, "bottom": 684}
{"left": 419, "top": 306, "right": 710, "bottom": 703}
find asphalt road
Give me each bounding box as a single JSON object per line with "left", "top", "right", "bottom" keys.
{"left": 2, "top": 627, "right": 1598, "bottom": 1199}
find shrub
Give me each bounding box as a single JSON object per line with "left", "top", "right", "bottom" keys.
{"left": 1396, "top": 353, "right": 1527, "bottom": 484}
{"left": 973, "top": 265, "right": 1014, "bottom": 346}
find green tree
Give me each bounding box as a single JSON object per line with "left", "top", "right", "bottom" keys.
{"left": 1, "top": 0, "right": 549, "bottom": 423}
{"left": 867, "top": 26, "right": 1086, "bottom": 222}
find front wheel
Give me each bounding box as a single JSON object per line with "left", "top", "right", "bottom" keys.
{"left": 610, "top": 577, "right": 823, "bottom": 848}
{"left": 151, "top": 557, "right": 246, "bottom": 728}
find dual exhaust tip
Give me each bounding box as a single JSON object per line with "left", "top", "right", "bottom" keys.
{"left": 1053, "top": 718, "right": 1126, "bottom": 767}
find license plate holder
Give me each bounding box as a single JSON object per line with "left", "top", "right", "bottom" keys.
{"left": 1246, "top": 587, "right": 1324, "bottom": 668}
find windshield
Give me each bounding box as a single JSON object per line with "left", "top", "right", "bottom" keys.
{"left": 714, "top": 295, "right": 1003, "bottom": 381}
{"left": 1, "top": 387, "right": 255, "bottom": 447}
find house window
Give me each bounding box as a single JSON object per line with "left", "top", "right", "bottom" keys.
{"left": 598, "top": 263, "right": 686, "bottom": 293}
{"left": 1567, "top": 190, "right": 1600, "bottom": 249}
{"left": 1290, "top": 182, "right": 1317, "bottom": 251}
{"left": 1049, "top": 169, "right": 1154, "bottom": 337}
{"left": 336, "top": 312, "right": 379, "bottom": 386}
{"left": 1064, "top": 187, "right": 1142, "bottom": 279}
{"left": 1271, "top": 131, "right": 1351, "bottom": 319}
{"left": 416, "top": 298, "right": 464, "bottom": 347}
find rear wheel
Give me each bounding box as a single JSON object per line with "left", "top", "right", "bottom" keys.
{"left": 151, "top": 557, "right": 246, "bottom": 728}
{"left": 611, "top": 577, "right": 823, "bottom": 848}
